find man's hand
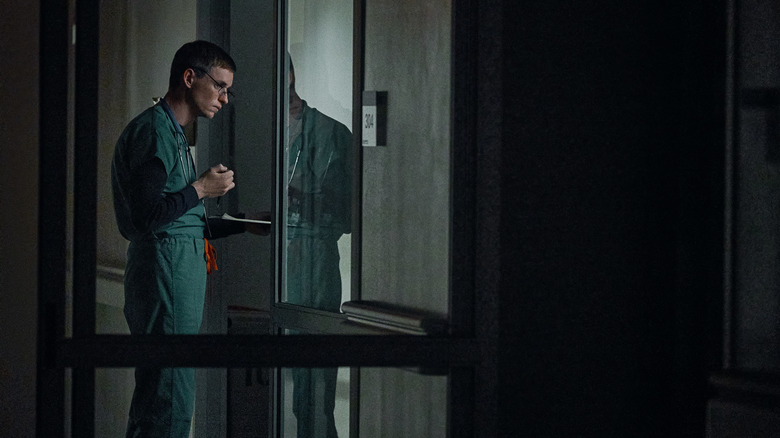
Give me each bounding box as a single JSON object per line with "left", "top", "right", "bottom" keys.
{"left": 192, "top": 164, "right": 235, "bottom": 199}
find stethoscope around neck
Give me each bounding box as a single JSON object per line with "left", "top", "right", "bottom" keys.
{"left": 159, "top": 97, "right": 194, "bottom": 183}
{"left": 175, "top": 128, "right": 213, "bottom": 237}
{"left": 175, "top": 130, "right": 193, "bottom": 182}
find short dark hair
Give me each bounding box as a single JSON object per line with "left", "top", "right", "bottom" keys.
{"left": 168, "top": 40, "right": 237, "bottom": 90}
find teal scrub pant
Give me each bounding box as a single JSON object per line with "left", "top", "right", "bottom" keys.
{"left": 123, "top": 236, "right": 206, "bottom": 438}
{"left": 287, "top": 236, "right": 341, "bottom": 437}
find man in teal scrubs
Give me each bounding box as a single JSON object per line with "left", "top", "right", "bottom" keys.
{"left": 286, "top": 55, "right": 352, "bottom": 438}
{"left": 111, "top": 40, "right": 244, "bottom": 438}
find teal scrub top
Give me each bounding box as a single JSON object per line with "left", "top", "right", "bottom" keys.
{"left": 112, "top": 102, "right": 205, "bottom": 241}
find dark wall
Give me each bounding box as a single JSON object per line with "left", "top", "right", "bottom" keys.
{"left": 0, "top": 1, "right": 40, "bottom": 436}
{"left": 493, "top": 2, "right": 725, "bottom": 436}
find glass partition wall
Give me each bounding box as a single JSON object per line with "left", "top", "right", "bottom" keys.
{"left": 277, "top": 3, "right": 354, "bottom": 435}
{"left": 281, "top": 0, "right": 354, "bottom": 311}
{"left": 40, "top": 0, "right": 480, "bottom": 437}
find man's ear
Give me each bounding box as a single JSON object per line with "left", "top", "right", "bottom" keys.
{"left": 183, "top": 68, "right": 197, "bottom": 89}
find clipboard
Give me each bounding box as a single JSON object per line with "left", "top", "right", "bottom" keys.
{"left": 211, "top": 213, "right": 271, "bottom": 225}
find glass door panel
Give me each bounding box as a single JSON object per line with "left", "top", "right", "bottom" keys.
{"left": 278, "top": 3, "right": 354, "bottom": 436}
{"left": 282, "top": 0, "right": 355, "bottom": 312}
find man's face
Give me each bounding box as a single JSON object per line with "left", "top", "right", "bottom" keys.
{"left": 191, "top": 66, "right": 234, "bottom": 119}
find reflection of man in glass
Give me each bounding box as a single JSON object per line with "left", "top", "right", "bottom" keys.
{"left": 286, "top": 54, "right": 352, "bottom": 437}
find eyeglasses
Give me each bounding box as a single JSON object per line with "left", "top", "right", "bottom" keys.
{"left": 194, "top": 68, "right": 234, "bottom": 98}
